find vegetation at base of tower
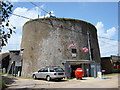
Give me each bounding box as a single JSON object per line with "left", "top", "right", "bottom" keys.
{"left": 0, "top": 1, "right": 16, "bottom": 50}
{"left": 25, "top": 17, "right": 95, "bottom": 28}
{"left": 0, "top": 80, "right": 7, "bottom": 89}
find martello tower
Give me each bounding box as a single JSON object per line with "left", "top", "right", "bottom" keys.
{"left": 21, "top": 18, "right": 101, "bottom": 78}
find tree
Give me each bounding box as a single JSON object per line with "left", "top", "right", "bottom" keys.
{"left": 0, "top": 1, "right": 16, "bottom": 52}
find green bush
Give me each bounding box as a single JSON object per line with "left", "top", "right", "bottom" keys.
{"left": 0, "top": 80, "right": 7, "bottom": 90}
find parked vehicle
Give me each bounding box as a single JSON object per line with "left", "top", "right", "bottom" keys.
{"left": 32, "top": 66, "right": 66, "bottom": 81}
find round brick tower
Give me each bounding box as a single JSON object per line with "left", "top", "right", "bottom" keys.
{"left": 21, "top": 18, "right": 101, "bottom": 77}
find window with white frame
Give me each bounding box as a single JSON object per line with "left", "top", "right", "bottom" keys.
{"left": 71, "top": 48, "right": 77, "bottom": 57}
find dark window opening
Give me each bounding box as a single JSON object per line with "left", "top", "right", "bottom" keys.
{"left": 91, "top": 48, "right": 94, "bottom": 60}
{"left": 71, "top": 64, "right": 82, "bottom": 78}
{"left": 43, "top": 68, "right": 48, "bottom": 72}
{"left": 71, "top": 48, "right": 77, "bottom": 53}
{"left": 38, "top": 68, "right": 48, "bottom": 72}
{"left": 54, "top": 68, "right": 64, "bottom": 72}
{"left": 50, "top": 69, "right": 54, "bottom": 72}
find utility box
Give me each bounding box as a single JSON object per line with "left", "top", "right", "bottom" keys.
{"left": 97, "top": 72, "right": 102, "bottom": 78}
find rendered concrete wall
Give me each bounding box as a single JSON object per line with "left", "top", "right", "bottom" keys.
{"left": 21, "top": 18, "right": 100, "bottom": 77}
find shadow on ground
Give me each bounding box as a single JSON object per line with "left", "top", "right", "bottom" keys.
{"left": 34, "top": 78, "right": 68, "bottom": 82}
{"left": 2, "top": 76, "right": 18, "bottom": 85}
{"left": 4, "top": 88, "right": 119, "bottom": 90}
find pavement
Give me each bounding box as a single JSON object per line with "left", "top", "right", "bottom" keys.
{"left": 3, "top": 74, "right": 119, "bottom": 90}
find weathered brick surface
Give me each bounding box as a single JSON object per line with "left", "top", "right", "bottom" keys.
{"left": 21, "top": 18, "right": 100, "bottom": 77}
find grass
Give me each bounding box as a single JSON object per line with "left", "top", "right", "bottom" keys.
{"left": 0, "top": 73, "right": 7, "bottom": 89}
{"left": 15, "top": 76, "right": 32, "bottom": 79}
{"left": 0, "top": 73, "right": 32, "bottom": 89}
{"left": 0, "top": 73, "right": 32, "bottom": 79}
{"left": 0, "top": 73, "right": 7, "bottom": 75}
{"left": 103, "top": 73, "right": 119, "bottom": 76}
{"left": 0, "top": 79, "right": 7, "bottom": 89}
{"left": 3, "top": 75, "right": 32, "bottom": 79}
{"left": 64, "top": 78, "right": 73, "bottom": 80}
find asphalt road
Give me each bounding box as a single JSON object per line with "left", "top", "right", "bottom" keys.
{"left": 4, "top": 74, "right": 119, "bottom": 90}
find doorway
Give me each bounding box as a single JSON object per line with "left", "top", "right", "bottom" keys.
{"left": 71, "top": 64, "right": 82, "bottom": 78}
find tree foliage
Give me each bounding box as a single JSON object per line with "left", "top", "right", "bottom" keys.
{"left": 0, "top": 1, "right": 16, "bottom": 51}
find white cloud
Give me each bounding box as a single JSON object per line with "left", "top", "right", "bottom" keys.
{"left": 44, "top": 11, "right": 55, "bottom": 18}
{"left": 9, "top": 7, "right": 55, "bottom": 31}
{"left": 1, "top": 6, "right": 56, "bottom": 53}
{"left": 96, "top": 22, "right": 116, "bottom": 38}
{"left": 106, "top": 27, "right": 116, "bottom": 38}
{"left": 1, "top": 7, "right": 40, "bottom": 52}
{"left": 9, "top": 7, "right": 39, "bottom": 31}
{"left": 98, "top": 39, "right": 118, "bottom": 57}
{"left": 95, "top": 22, "right": 118, "bottom": 57}
{"left": 2, "top": 33, "right": 22, "bottom": 52}
{"left": 9, "top": 0, "right": 18, "bottom": 2}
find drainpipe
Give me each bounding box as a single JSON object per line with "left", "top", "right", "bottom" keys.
{"left": 87, "top": 32, "right": 92, "bottom": 61}
{"left": 87, "top": 31, "right": 97, "bottom": 77}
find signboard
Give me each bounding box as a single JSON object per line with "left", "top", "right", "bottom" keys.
{"left": 111, "top": 56, "right": 120, "bottom": 60}
{"left": 15, "top": 61, "right": 22, "bottom": 66}
{"left": 91, "top": 65, "right": 95, "bottom": 68}
{"left": 102, "top": 70, "right": 105, "bottom": 73}
{"left": 72, "top": 53, "right": 77, "bottom": 57}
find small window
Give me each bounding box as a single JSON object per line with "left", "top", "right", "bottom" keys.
{"left": 50, "top": 69, "right": 54, "bottom": 72}
{"left": 43, "top": 68, "right": 48, "bottom": 72}
{"left": 38, "top": 68, "right": 44, "bottom": 72}
{"left": 54, "top": 68, "right": 64, "bottom": 72}
{"left": 71, "top": 48, "right": 77, "bottom": 53}
{"left": 71, "top": 48, "right": 77, "bottom": 57}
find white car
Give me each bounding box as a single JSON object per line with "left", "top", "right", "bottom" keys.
{"left": 32, "top": 66, "right": 66, "bottom": 81}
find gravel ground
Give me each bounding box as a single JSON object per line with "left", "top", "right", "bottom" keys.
{"left": 3, "top": 74, "right": 119, "bottom": 90}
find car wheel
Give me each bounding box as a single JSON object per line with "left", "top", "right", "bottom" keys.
{"left": 46, "top": 76, "right": 51, "bottom": 81}
{"left": 33, "top": 74, "right": 37, "bottom": 79}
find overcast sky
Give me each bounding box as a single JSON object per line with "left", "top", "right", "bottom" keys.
{"left": 1, "top": 0, "right": 119, "bottom": 57}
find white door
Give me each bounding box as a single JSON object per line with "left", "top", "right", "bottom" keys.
{"left": 42, "top": 68, "right": 49, "bottom": 79}
{"left": 37, "top": 68, "right": 44, "bottom": 78}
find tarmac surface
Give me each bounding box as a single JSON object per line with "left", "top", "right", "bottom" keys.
{"left": 4, "top": 74, "right": 119, "bottom": 90}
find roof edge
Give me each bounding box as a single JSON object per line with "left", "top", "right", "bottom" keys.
{"left": 24, "top": 17, "right": 96, "bottom": 29}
